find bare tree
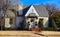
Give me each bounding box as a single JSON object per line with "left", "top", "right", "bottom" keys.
{"left": 44, "top": 4, "right": 59, "bottom": 30}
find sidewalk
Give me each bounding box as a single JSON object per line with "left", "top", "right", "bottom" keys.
{"left": 0, "top": 31, "right": 60, "bottom": 37}
{"left": 36, "top": 31, "right": 60, "bottom": 36}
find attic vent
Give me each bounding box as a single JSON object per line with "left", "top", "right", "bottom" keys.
{"left": 29, "top": 13, "right": 36, "bottom": 16}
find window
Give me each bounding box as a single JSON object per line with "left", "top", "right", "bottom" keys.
{"left": 10, "top": 18, "right": 13, "bottom": 24}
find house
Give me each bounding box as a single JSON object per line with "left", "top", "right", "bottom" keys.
{"left": 0, "top": 4, "right": 23, "bottom": 30}
{"left": 18, "top": 5, "right": 49, "bottom": 30}
{"left": 4, "top": 5, "right": 19, "bottom": 29}
{"left": 5, "top": 10, "right": 16, "bottom": 29}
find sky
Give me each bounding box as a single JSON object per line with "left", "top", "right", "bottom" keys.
{"left": 19, "top": 0, "right": 60, "bottom": 8}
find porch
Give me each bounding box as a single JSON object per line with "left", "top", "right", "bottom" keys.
{"left": 25, "top": 16, "right": 44, "bottom": 30}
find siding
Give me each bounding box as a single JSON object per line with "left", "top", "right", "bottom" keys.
{"left": 16, "top": 17, "right": 23, "bottom": 27}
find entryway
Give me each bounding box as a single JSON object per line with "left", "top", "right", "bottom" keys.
{"left": 25, "top": 16, "right": 44, "bottom": 31}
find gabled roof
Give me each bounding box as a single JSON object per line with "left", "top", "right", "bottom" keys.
{"left": 33, "top": 5, "right": 49, "bottom": 17}
{"left": 19, "top": 5, "right": 49, "bottom": 17}
{"left": 18, "top": 5, "right": 31, "bottom": 16}
{"left": 23, "top": 5, "right": 31, "bottom": 16}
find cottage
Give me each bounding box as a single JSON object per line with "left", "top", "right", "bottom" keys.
{"left": 18, "top": 5, "right": 49, "bottom": 30}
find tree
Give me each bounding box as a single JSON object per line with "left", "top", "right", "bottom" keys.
{"left": 0, "top": 0, "right": 19, "bottom": 30}
{"left": 53, "top": 12, "right": 60, "bottom": 28}
{"left": 44, "top": 4, "right": 59, "bottom": 30}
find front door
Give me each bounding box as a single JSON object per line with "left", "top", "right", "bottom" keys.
{"left": 30, "top": 18, "right": 35, "bottom": 28}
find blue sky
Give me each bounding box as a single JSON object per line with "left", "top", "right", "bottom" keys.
{"left": 19, "top": 0, "right": 60, "bottom": 7}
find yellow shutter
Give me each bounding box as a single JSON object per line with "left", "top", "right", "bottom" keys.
{"left": 43, "top": 18, "right": 46, "bottom": 26}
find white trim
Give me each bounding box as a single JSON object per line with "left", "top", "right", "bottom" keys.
{"left": 25, "top": 5, "right": 39, "bottom": 16}
{"left": 38, "top": 17, "right": 48, "bottom": 18}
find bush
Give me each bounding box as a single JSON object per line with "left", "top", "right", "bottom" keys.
{"left": 44, "top": 27, "right": 56, "bottom": 31}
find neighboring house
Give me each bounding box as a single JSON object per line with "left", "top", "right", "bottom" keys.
{"left": 4, "top": 5, "right": 19, "bottom": 29}
{"left": 0, "top": 4, "right": 23, "bottom": 30}
{"left": 18, "top": 5, "right": 49, "bottom": 29}
{"left": 5, "top": 10, "right": 16, "bottom": 29}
